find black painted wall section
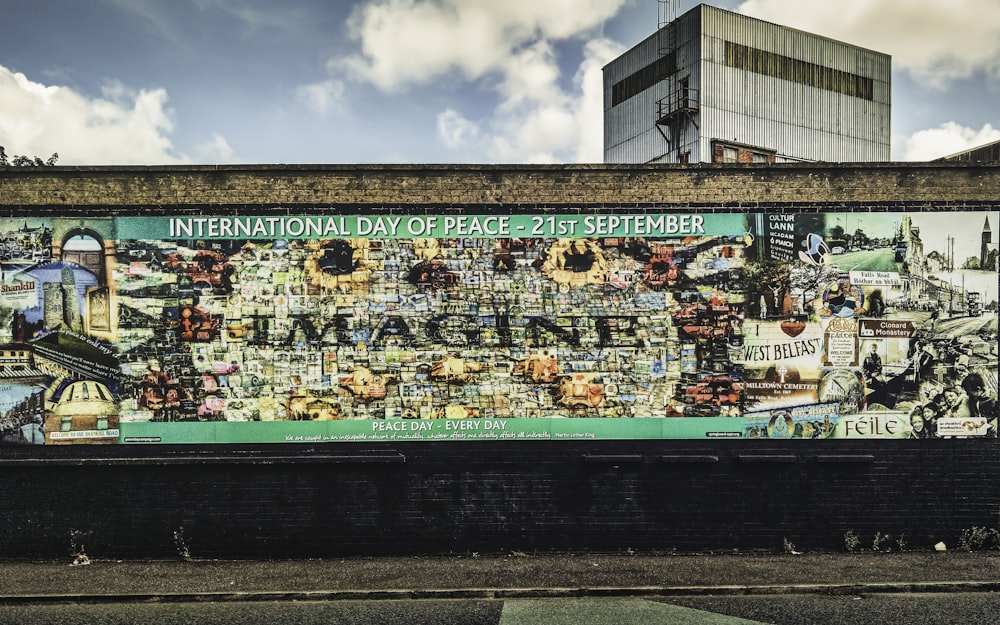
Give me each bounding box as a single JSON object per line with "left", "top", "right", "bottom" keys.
{"left": 1, "top": 441, "right": 997, "bottom": 559}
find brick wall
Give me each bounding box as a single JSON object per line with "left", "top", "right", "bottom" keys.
{"left": 0, "top": 440, "right": 996, "bottom": 558}
{"left": 2, "top": 162, "right": 1000, "bottom": 209}
{"left": 0, "top": 163, "right": 998, "bottom": 558}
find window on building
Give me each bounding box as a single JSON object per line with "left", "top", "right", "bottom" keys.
{"left": 611, "top": 52, "right": 678, "bottom": 107}
{"left": 61, "top": 417, "right": 72, "bottom": 432}
{"left": 724, "top": 41, "right": 875, "bottom": 101}
{"left": 97, "top": 417, "right": 109, "bottom": 430}
{"left": 722, "top": 148, "right": 738, "bottom": 163}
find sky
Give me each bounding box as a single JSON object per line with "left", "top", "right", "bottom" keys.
{"left": 1, "top": 0, "right": 999, "bottom": 166}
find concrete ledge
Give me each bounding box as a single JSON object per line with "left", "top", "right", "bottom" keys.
{"left": 660, "top": 455, "right": 720, "bottom": 463}
{"left": 735, "top": 454, "right": 798, "bottom": 463}
{"left": 4, "top": 580, "right": 1000, "bottom": 606}
{"left": 0, "top": 454, "right": 407, "bottom": 467}
{"left": 582, "top": 454, "right": 644, "bottom": 464}
{"left": 814, "top": 454, "right": 876, "bottom": 464}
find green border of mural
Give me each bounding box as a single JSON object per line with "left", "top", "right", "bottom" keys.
{"left": 120, "top": 418, "right": 744, "bottom": 444}
{"left": 116, "top": 213, "right": 748, "bottom": 240}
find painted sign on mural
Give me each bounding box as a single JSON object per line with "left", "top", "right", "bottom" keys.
{"left": 0, "top": 210, "right": 996, "bottom": 445}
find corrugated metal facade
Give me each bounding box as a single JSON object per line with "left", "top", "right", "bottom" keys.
{"left": 603, "top": 26, "right": 673, "bottom": 163}
{"left": 603, "top": 5, "right": 891, "bottom": 163}
{"left": 940, "top": 139, "right": 1000, "bottom": 163}
{"left": 603, "top": 12, "right": 705, "bottom": 163}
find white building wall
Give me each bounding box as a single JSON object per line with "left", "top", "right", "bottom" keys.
{"left": 603, "top": 29, "right": 663, "bottom": 163}
{"left": 699, "top": 5, "right": 890, "bottom": 162}
{"left": 603, "top": 12, "right": 705, "bottom": 163}
{"left": 603, "top": 5, "right": 890, "bottom": 164}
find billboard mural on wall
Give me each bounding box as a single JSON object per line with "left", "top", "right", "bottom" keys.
{"left": 0, "top": 210, "right": 996, "bottom": 445}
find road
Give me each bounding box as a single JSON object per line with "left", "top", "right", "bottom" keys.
{"left": 670, "top": 591, "right": 1000, "bottom": 625}
{"left": 2, "top": 594, "right": 1000, "bottom": 625}
{"left": 934, "top": 312, "right": 998, "bottom": 340}
{"left": 828, "top": 248, "right": 899, "bottom": 273}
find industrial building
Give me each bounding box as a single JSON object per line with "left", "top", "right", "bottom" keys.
{"left": 603, "top": 3, "right": 891, "bottom": 164}
{"left": 939, "top": 139, "right": 1000, "bottom": 163}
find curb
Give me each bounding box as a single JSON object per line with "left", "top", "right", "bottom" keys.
{"left": 3, "top": 580, "right": 1000, "bottom": 605}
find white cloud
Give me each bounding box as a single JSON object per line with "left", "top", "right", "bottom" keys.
{"left": 329, "top": 0, "right": 627, "bottom": 161}
{"left": 328, "top": 0, "right": 626, "bottom": 162}
{"left": 737, "top": 0, "right": 1000, "bottom": 87}
{"left": 572, "top": 38, "right": 621, "bottom": 162}
{"left": 436, "top": 109, "right": 479, "bottom": 149}
{"left": 192, "top": 133, "right": 238, "bottom": 164}
{"left": 495, "top": 41, "right": 564, "bottom": 107}
{"left": 489, "top": 42, "right": 569, "bottom": 162}
{"left": 0, "top": 64, "right": 187, "bottom": 165}
{"left": 900, "top": 122, "right": 1000, "bottom": 161}
{"left": 339, "top": 0, "right": 628, "bottom": 91}
{"left": 488, "top": 38, "right": 622, "bottom": 163}
{"left": 296, "top": 79, "right": 348, "bottom": 117}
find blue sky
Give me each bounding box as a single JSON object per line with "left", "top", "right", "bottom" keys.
{"left": 1, "top": 0, "right": 998, "bottom": 165}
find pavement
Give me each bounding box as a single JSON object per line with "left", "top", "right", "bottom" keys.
{"left": 1, "top": 550, "right": 999, "bottom": 605}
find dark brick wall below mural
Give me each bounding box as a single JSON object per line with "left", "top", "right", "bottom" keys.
{"left": 1, "top": 440, "right": 996, "bottom": 559}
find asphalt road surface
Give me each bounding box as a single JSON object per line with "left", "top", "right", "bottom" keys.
{"left": 828, "top": 248, "right": 899, "bottom": 273}
{"left": 2, "top": 594, "right": 1000, "bottom": 625}
{"left": 669, "top": 591, "right": 1000, "bottom": 625}
{"left": 935, "top": 312, "right": 998, "bottom": 340}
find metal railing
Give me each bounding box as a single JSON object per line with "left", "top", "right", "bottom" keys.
{"left": 656, "top": 86, "right": 699, "bottom": 126}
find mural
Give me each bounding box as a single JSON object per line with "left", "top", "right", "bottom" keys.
{"left": 0, "top": 211, "right": 996, "bottom": 445}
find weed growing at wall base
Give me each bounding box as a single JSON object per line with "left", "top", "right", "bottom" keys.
{"left": 843, "top": 530, "right": 860, "bottom": 553}
{"left": 843, "top": 530, "right": 905, "bottom": 553}
{"left": 69, "top": 529, "right": 91, "bottom": 566}
{"left": 173, "top": 528, "right": 192, "bottom": 561}
{"left": 958, "top": 527, "right": 1000, "bottom": 551}
{"left": 783, "top": 538, "right": 801, "bottom": 555}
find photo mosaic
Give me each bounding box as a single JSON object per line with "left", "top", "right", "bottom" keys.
{"left": 0, "top": 210, "right": 996, "bottom": 444}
